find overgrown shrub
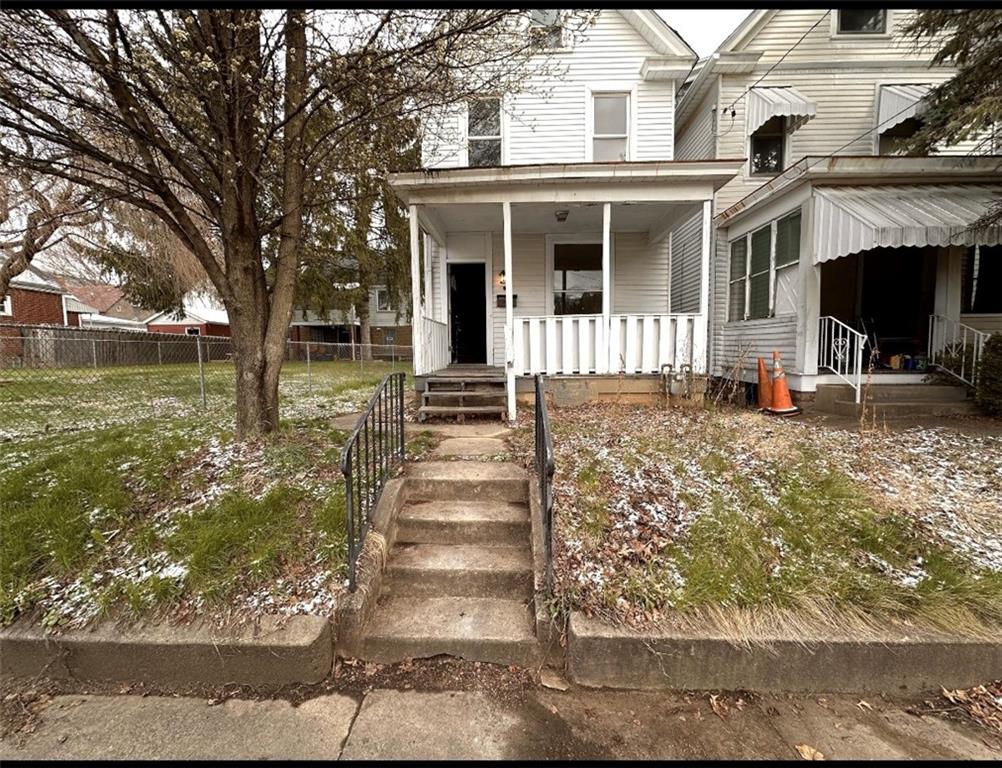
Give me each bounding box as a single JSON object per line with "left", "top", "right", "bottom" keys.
{"left": 975, "top": 332, "right": 1002, "bottom": 417}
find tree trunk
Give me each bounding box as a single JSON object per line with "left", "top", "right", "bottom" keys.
{"left": 358, "top": 299, "right": 372, "bottom": 361}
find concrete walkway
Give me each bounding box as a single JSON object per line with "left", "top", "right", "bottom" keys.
{"left": 3, "top": 681, "right": 998, "bottom": 759}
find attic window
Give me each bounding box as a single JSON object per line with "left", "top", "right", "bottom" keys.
{"left": 467, "top": 98, "right": 502, "bottom": 167}
{"left": 836, "top": 9, "right": 887, "bottom": 35}
{"left": 529, "top": 9, "right": 564, "bottom": 50}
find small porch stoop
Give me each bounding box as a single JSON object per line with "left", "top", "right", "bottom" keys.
{"left": 814, "top": 382, "right": 978, "bottom": 419}
{"left": 417, "top": 366, "right": 507, "bottom": 423}
{"left": 356, "top": 432, "right": 541, "bottom": 666}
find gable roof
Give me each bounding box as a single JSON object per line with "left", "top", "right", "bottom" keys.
{"left": 619, "top": 10, "right": 697, "bottom": 59}
{"left": 146, "top": 293, "right": 229, "bottom": 326}
{"left": 9, "top": 267, "right": 64, "bottom": 294}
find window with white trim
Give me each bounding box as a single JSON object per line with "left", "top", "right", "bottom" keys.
{"left": 375, "top": 287, "right": 394, "bottom": 312}
{"left": 1, "top": 294, "right": 11, "bottom": 316}
{"left": 836, "top": 9, "right": 887, "bottom": 35}
{"left": 592, "top": 93, "right": 629, "bottom": 162}
{"left": 553, "top": 242, "right": 603, "bottom": 315}
{"left": 750, "top": 115, "right": 786, "bottom": 176}
{"left": 773, "top": 211, "right": 801, "bottom": 315}
{"left": 728, "top": 209, "right": 802, "bottom": 321}
{"left": 467, "top": 98, "right": 502, "bottom": 167}
{"left": 529, "top": 9, "right": 564, "bottom": 50}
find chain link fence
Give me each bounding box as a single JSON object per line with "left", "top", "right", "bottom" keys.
{"left": 0, "top": 323, "right": 412, "bottom": 439}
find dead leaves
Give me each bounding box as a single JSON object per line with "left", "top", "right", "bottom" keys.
{"left": 941, "top": 682, "right": 1002, "bottom": 734}
{"left": 795, "top": 743, "right": 825, "bottom": 760}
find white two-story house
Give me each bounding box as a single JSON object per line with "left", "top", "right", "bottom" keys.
{"left": 673, "top": 8, "right": 1001, "bottom": 406}
{"left": 390, "top": 9, "right": 743, "bottom": 420}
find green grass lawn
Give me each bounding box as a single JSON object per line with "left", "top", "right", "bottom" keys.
{"left": 530, "top": 403, "right": 1002, "bottom": 636}
{"left": 0, "top": 360, "right": 414, "bottom": 628}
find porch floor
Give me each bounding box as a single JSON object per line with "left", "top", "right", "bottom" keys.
{"left": 425, "top": 364, "right": 505, "bottom": 379}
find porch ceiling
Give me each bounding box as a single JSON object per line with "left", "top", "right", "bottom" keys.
{"left": 424, "top": 201, "right": 702, "bottom": 237}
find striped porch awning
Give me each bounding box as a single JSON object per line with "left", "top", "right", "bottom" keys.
{"left": 877, "top": 84, "right": 932, "bottom": 134}
{"left": 747, "top": 86, "right": 817, "bottom": 135}
{"left": 812, "top": 184, "right": 1002, "bottom": 264}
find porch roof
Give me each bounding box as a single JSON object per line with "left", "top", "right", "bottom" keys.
{"left": 389, "top": 160, "right": 744, "bottom": 206}
{"left": 813, "top": 183, "right": 1002, "bottom": 264}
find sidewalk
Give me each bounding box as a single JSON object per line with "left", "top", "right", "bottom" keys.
{"left": 2, "top": 663, "right": 998, "bottom": 759}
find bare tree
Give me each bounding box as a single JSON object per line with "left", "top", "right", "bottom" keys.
{"left": 0, "top": 148, "right": 100, "bottom": 296}
{"left": 0, "top": 9, "right": 591, "bottom": 437}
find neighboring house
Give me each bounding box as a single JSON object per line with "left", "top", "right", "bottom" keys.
{"left": 673, "top": 8, "right": 1002, "bottom": 399}
{"left": 392, "top": 9, "right": 743, "bottom": 419}
{"left": 0, "top": 268, "right": 96, "bottom": 327}
{"left": 290, "top": 286, "right": 412, "bottom": 347}
{"left": 145, "top": 293, "right": 230, "bottom": 336}
{"left": 40, "top": 272, "right": 156, "bottom": 331}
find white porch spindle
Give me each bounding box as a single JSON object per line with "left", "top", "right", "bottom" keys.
{"left": 503, "top": 201, "right": 515, "bottom": 421}
{"left": 545, "top": 317, "right": 558, "bottom": 373}
{"left": 562, "top": 318, "right": 576, "bottom": 373}
{"left": 409, "top": 204, "right": 423, "bottom": 375}
{"left": 696, "top": 199, "right": 712, "bottom": 374}
{"left": 578, "top": 317, "right": 592, "bottom": 373}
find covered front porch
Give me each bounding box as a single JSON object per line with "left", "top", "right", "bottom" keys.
{"left": 391, "top": 160, "right": 741, "bottom": 421}
{"left": 714, "top": 157, "right": 1002, "bottom": 402}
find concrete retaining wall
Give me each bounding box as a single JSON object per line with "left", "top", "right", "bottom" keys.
{"left": 0, "top": 615, "right": 332, "bottom": 687}
{"left": 567, "top": 613, "right": 1002, "bottom": 693}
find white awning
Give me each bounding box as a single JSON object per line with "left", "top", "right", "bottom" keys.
{"left": 812, "top": 184, "right": 1002, "bottom": 264}
{"left": 877, "top": 84, "right": 931, "bottom": 134}
{"left": 747, "top": 86, "right": 817, "bottom": 135}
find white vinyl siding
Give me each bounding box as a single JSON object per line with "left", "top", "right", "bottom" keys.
{"left": 422, "top": 10, "right": 676, "bottom": 168}
{"left": 675, "top": 83, "right": 717, "bottom": 161}
{"left": 720, "top": 316, "right": 799, "bottom": 380}
{"left": 668, "top": 209, "right": 703, "bottom": 313}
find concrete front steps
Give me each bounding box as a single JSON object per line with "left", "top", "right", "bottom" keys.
{"left": 815, "top": 381, "right": 978, "bottom": 419}
{"left": 358, "top": 461, "right": 540, "bottom": 667}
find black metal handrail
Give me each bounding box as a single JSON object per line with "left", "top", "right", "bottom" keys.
{"left": 340, "top": 371, "right": 406, "bottom": 591}
{"left": 534, "top": 374, "right": 556, "bottom": 595}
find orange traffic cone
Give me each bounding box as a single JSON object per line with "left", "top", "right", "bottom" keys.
{"left": 767, "top": 350, "right": 801, "bottom": 416}
{"left": 756, "top": 357, "right": 772, "bottom": 410}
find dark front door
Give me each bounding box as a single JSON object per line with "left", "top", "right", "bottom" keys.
{"left": 448, "top": 263, "right": 487, "bottom": 364}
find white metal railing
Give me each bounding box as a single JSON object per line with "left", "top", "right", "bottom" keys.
{"left": 511, "top": 313, "right": 704, "bottom": 376}
{"left": 818, "top": 315, "right": 867, "bottom": 403}
{"left": 928, "top": 314, "right": 989, "bottom": 387}
{"left": 417, "top": 316, "right": 449, "bottom": 375}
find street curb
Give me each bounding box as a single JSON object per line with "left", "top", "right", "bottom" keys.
{"left": 567, "top": 612, "right": 1002, "bottom": 693}
{"left": 0, "top": 614, "right": 333, "bottom": 687}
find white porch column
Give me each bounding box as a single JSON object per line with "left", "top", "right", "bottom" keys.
{"left": 798, "top": 199, "right": 821, "bottom": 376}
{"left": 695, "top": 199, "right": 712, "bottom": 374}
{"left": 409, "top": 204, "right": 423, "bottom": 376}
{"left": 602, "top": 202, "right": 612, "bottom": 372}
{"left": 503, "top": 201, "right": 516, "bottom": 422}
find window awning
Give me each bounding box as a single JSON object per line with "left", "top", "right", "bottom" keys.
{"left": 877, "top": 84, "right": 931, "bottom": 134}
{"left": 747, "top": 86, "right": 817, "bottom": 135}
{"left": 812, "top": 184, "right": 1002, "bottom": 264}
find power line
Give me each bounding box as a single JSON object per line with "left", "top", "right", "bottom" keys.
{"left": 720, "top": 10, "right": 832, "bottom": 120}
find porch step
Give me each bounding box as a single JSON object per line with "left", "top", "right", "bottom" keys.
{"left": 424, "top": 376, "right": 506, "bottom": 388}
{"left": 422, "top": 390, "right": 505, "bottom": 405}
{"left": 383, "top": 543, "right": 532, "bottom": 598}
{"left": 357, "top": 596, "right": 540, "bottom": 666}
{"left": 405, "top": 461, "right": 529, "bottom": 503}
{"left": 417, "top": 404, "right": 506, "bottom": 422}
{"left": 396, "top": 500, "right": 530, "bottom": 545}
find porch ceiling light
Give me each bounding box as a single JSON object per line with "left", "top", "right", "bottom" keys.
{"left": 555, "top": 209, "right": 569, "bottom": 222}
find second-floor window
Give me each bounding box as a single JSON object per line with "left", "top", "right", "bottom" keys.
{"left": 836, "top": 9, "right": 887, "bottom": 35}
{"left": 375, "top": 288, "right": 394, "bottom": 312}
{"left": 750, "top": 116, "right": 785, "bottom": 176}
{"left": 592, "top": 93, "right": 629, "bottom": 162}
{"left": 0, "top": 294, "right": 11, "bottom": 316}
{"left": 467, "top": 98, "right": 502, "bottom": 167}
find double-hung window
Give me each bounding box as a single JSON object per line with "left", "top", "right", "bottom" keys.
{"left": 750, "top": 115, "right": 785, "bottom": 176}
{"left": 375, "top": 288, "right": 394, "bottom": 312}
{"left": 467, "top": 98, "right": 502, "bottom": 167}
{"left": 0, "top": 294, "right": 11, "bottom": 316}
{"left": 728, "top": 209, "right": 802, "bottom": 321}
{"left": 592, "top": 93, "right": 629, "bottom": 162}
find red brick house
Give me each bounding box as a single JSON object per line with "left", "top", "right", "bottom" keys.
{"left": 0, "top": 268, "right": 95, "bottom": 327}
{"left": 145, "top": 293, "right": 230, "bottom": 336}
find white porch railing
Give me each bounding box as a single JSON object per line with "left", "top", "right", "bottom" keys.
{"left": 417, "top": 317, "right": 449, "bottom": 375}
{"left": 818, "top": 315, "right": 867, "bottom": 403}
{"left": 511, "top": 314, "right": 703, "bottom": 376}
{"left": 928, "top": 314, "right": 989, "bottom": 387}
